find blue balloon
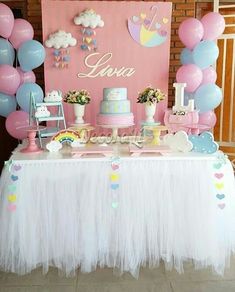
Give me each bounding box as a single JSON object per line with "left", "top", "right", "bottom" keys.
{"left": 0, "top": 92, "right": 16, "bottom": 117}
{"left": 0, "top": 38, "right": 15, "bottom": 65}
{"left": 18, "top": 40, "right": 45, "bottom": 72}
{"left": 194, "top": 83, "right": 222, "bottom": 113}
{"left": 180, "top": 48, "right": 193, "bottom": 65}
{"left": 184, "top": 91, "right": 194, "bottom": 106}
{"left": 16, "top": 83, "right": 44, "bottom": 112}
{"left": 192, "top": 41, "right": 219, "bottom": 69}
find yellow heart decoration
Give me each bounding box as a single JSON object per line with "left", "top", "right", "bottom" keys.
{"left": 140, "top": 13, "right": 146, "bottom": 20}
{"left": 85, "top": 37, "right": 92, "bottom": 44}
{"left": 110, "top": 173, "right": 119, "bottom": 182}
{"left": 8, "top": 194, "right": 17, "bottom": 203}
{"left": 163, "top": 17, "right": 169, "bottom": 24}
{"left": 215, "top": 183, "right": 224, "bottom": 190}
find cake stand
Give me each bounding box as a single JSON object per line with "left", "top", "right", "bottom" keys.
{"left": 98, "top": 124, "right": 134, "bottom": 140}
{"left": 142, "top": 125, "right": 168, "bottom": 145}
{"left": 20, "top": 126, "right": 46, "bottom": 154}
{"left": 69, "top": 123, "right": 95, "bottom": 141}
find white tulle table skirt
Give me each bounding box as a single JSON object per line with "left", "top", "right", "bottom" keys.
{"left": 0, "top": 152, "right": 235, "bottom": 277}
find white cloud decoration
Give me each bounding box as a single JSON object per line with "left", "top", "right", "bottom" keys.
{"left": 46, "top": 141, "right": 62, "bottom": 152}
{"left": 45, "top": 30, "right": 77, "bottom": 49}
{"left": 44, "top": 90, "right": 63, "bottom": 102}
{"left": 35, "top": 106, "right": 50, "bottom": 118}
{"left": 163, "top": 131, "right": 193, "bottom": 153}
{"left": 74, "top": 9, "right": 104, "bottom": 29}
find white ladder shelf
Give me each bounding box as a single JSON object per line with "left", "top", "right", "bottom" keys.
{"left": 29, "top": 94, "right": 66, "bottom": 147}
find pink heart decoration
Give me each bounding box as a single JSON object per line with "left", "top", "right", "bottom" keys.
{"left": 144, "top": 19, "right": 151, "bottom": 26}
{"left": 214, "top": 173, "right": 224, "bottom": 179}
{"left": 7, "top": 204, "right": 16, "bottom": 212}
{"left": 54, "top": 62, "right": 60, "bottom": 68}
{"left": 111, "top": 164, "right": 119, "bottom": 171}
{"left": 218, "top": 203, "right": 225, "bottom": 210}
{"left": 160, "top": 30, "right": 167, "bottom": 37}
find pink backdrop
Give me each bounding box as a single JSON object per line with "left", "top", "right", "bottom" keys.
{"left": 41, "top": 0, "right": 172, "bottom": 126}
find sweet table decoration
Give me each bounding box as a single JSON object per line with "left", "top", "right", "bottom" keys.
{"left": 163, "top": 130, "right": 193, "bottom": 153}
{"left": 97, "top": 88, "right": 134, "bottom": 139}
{"left": 20, "top": 125, "right": 46, "bottom": 154}
{"left": 189, "top": 131, "right": 219, "bottom": 154}
{"left": 137, "top": 86, "right": 165, "bottom": 124}
{"left": 35, "top": 105, "right": 50, "bottom": 118}
{"left": 64, "top": 89, "right": 91, "bottom": 124}
{"left": 44, "top": 90, "right": 63, "bottom": 102}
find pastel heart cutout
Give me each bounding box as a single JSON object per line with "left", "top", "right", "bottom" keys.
{"left": 163, "top": 17, "right": 169, "bottom": 24}
{"left": 13, "top": 164, "right": 21, "bottom": 171}
{"left": 8, "top": 194, "right": 17, "bottom": 203}
{"left": 54, "top": 62, "right": 60, "bottom": 68}
{"left": 215, "top": 183, "right": 224, "bottom": 190}
{"left": 111, "top": 184, "right": 119, "bottom": 190}
{"left": 155, "top": 22, "right": 161, "bottom": 29}
{"left": 213, "top": 163, "right": 222, "bottom": 169}
{"left": 85, "top": 37, "right": 92, "bottom": 44}
{"left": 216, "top": 194, "right": 225, "bottom": 200}
{"left": 110, "top": 173, "right": 119, "bottom": 182}
{"left": 132, "top": 16, "right": 139, "bottom": 22}
{"left": 140, "top": 13, "right": 146, "bottom": 19}
{"left": 144, "top": 19, "right": 151, "bottom": 26}
{"left": 112, "top": 202, "right": 119, "bottom": 209}
{"left": 111, "top": 164, "right": 119, "bottom": 171}
{"left": 8, "top": 184, "right": 16, "bottom": 192}
{"left": 160, "top": 30, "right": 167, "bottom": 37}
{"left": 218, "top": 203, "right": 225, "bottom": 209}
{"left": 11, "top": 175, "right": 18, "bottom": 182}
{"left": 7, "top": 204, "right": 16, "bottom": 212}
{"left": 214, "top": 173, "right": 224, "bottom": 179}
{"left": 81, "top": 44, "right": 88, "bottom": 50}
{"left": 92, "top": 39, "right": 97, "bottom": 46}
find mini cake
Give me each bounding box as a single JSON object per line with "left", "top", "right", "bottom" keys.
{"left": 97, "top": 88, "right": 134, "bottom": 125}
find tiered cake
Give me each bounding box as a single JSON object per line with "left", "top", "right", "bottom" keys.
{"left": 97, "top": 88, "right": 134, "bottom": 125}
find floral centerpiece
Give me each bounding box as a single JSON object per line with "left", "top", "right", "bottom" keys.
{"left": 64, "top": 89, "right": 91, "bottom": 124}
{"left": 137, "top": 86, "right": 166, "bottom": 124}
{"left": 137, "top": 86, "right": 165, "bottom": 105}
{"left": 63, "top": 89, "right": 91, "bottom": 105}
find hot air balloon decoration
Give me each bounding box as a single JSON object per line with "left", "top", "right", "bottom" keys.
{"left": 128, "top": 5, "right": 168, "bottom": 48}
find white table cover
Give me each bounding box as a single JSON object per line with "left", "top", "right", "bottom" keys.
{"left": 0, "top": 149, "right": 235, "bottom": 277}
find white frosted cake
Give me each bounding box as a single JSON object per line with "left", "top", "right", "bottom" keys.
{"left": 97, "top": 88, "right": 134, "bottom": 125}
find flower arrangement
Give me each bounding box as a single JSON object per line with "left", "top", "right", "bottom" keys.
{"left": 63, "top": 89, "right": 91, "bottom": 105}
{"left": 137, "top": 86, "right": 166, "bottom": 105}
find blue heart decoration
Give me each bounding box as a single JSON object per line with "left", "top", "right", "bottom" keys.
{"left": 189, "top": 132, "right": 218, "bottom": 154}
{"left": 92, "top": 39, "right": 97, "bottom": 46}
{"left": 11, "top": 175, "right": 18, "bottom": 182}
{"left": 216, "top": 194, "right": 225, "bottom": 200}
{"left": 85, "top": 29, "right": 94, "bottom": 36}
{"left": 81, "top": 44, "right": 88, "bottom": 51}
{"left": 53, "top": 50, "right": 60, "bottom": 56}
{"left": 213, "top": 162, "right": 222, "bottom": 169}
{"left": 155, "top": 22, "right": 161, "bottom": 29}
{"left": 111, "top": 183, "right": 119, "bottom": 190}
{"left": 63, "top": 55, "right": 70, "bottom": 62}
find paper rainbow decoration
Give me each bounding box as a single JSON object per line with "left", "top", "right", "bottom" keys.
{"left": 52, "top": 130, "right": 80, "bottom": 144}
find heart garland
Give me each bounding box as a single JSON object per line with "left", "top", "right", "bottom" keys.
{"left": 53, "top": 49, "right": 70, "bottom": 69}
{"left": 81, "top": 28, "right": 98, "bottom": 51}
{"left": 7, "top": 163, "right": 22, "bottom": 212}
{"left": 110, "top": 156, "right": 120, "bottom": 209}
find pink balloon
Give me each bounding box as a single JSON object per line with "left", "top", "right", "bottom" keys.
{"left": 201, "top": 12, "right": 225, "bottom": 41}
{"left": 202, "top": 67, "right": 217, "bottom": 85}
{"left": 16, "top": 67, "right": 36, "bottom": 85}
{"left": 0, "top": 3, "right": 14, "bottom": 38}
{"left": 5, "top": 110, "right": 29, "bottom": 139}
{"left": 0, "top": 65, "right": 20, "bottom": 95}
{"left": 199, "top": 111, "right": 217, "bottom": 128}
{"left": 179, "top": 18, "right": 204, "bottom": 50}
{"left": 9, "top": 19, "right": 34, "bottom": 49}
{"left": 176, "top": 64, "right": 203, "bottom": 93}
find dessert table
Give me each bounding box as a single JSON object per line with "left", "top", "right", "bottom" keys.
{"left": 0, "top": 145, "right": 235, "bottom": 278}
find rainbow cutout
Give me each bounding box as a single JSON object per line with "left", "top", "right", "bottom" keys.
{"left": 52, "top": 130, "right": 80, "bottom": 144}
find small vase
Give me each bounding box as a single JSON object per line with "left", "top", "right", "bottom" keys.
{"left": 145, "top": 103, "right": 156, "bottom": 123}
{"left": 74, "top": 104, "right": 85, "bottom": 124}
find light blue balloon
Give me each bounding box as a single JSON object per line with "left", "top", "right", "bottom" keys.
{"left": 192, "top": 41, "right": 219, "bottom": 69}
{"left": 0, "top": 38, "right": 15, "bottom": 66}
{"left": 184, "top": 91, "right": 194, "bottom": 106}
{"left": 0, "top": 92, "right": 17, "bottom": 117}
{"left": 18, "top": 40, "right": 46, "bottom": 72}
{"left": 194, "top": 83, "right": 222, "bottom": 113}
{"left": 180, "top": 48, "right": 193, "bottom": 65}
{"left": 16, "top": 83, "right": 44, "bottom": 112}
